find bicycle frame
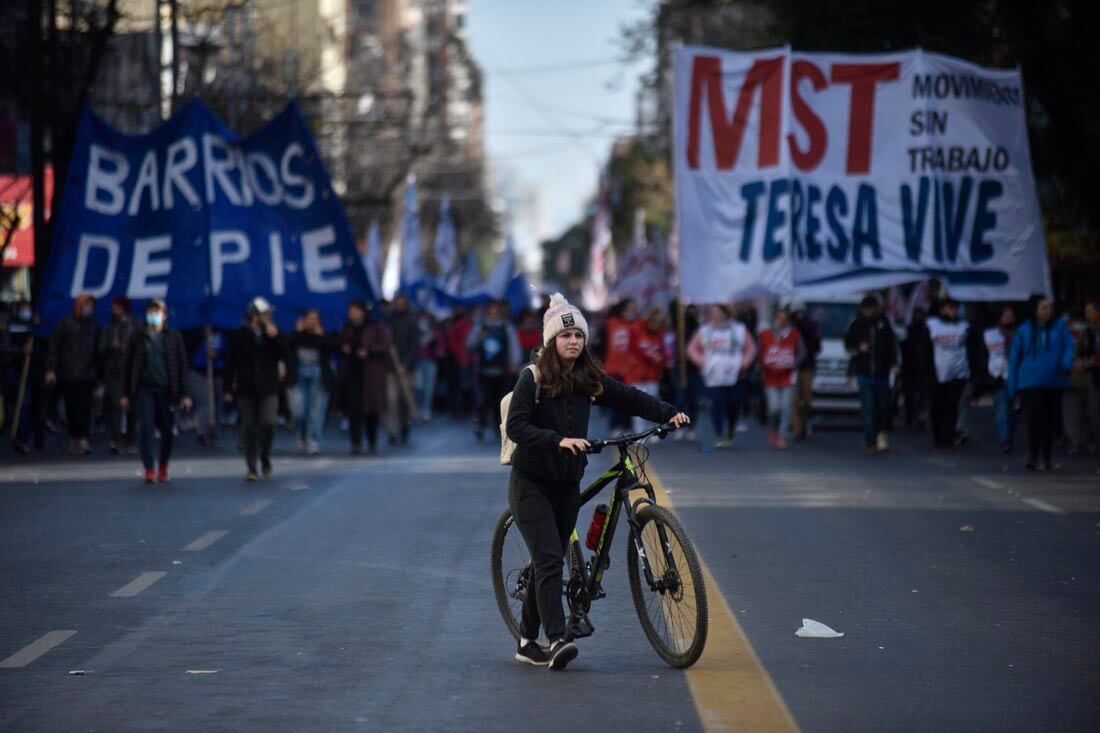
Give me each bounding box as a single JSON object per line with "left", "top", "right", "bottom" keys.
{"left": 563, "top": 440, "right": 671, "bottom": 636}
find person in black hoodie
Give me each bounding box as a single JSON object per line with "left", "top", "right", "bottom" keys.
{"left": 505, "top": 293, "right": 689, "bottom": 670}
{"left": 224, "top": 297, "right": 287, "bottom": 480}
{"left": 844, "top": 295, "right": 899, "bottom": 454}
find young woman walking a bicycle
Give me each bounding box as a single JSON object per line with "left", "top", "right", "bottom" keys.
{"left": 505, "top": 293, "right": 690, "bottom": 670}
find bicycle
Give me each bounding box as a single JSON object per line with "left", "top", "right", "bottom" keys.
{"left": 490, "top": 423, "right": 708, "bottom": 668}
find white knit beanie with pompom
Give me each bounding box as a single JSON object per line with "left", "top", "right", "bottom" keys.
{"left": 542, "top": 292, "right": 590, "bottom": 346}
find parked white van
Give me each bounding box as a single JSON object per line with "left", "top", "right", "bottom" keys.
{"left": 800, "top": 295, "right": 864, "bottom": 414}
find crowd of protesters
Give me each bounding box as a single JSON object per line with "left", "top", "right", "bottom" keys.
{"left": 1, "top": 287, "right": 1098, "bottom": 478}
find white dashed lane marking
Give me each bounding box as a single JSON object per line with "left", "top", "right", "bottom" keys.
{"left": 1020, "top": 497, "right": 1066, "bottom": 515}
{"left": 110, "top": 571, "right": 167, "bottom": 598}
{"left": 240, "top": 499, "right": 273, "bottom": 516}
{"left": 0, "top": 630, "right": 77, "bottom": 668}
{"left": 182, "top": 530, "right": 228, "bottom": 552}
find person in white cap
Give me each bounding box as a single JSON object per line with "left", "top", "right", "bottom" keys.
{"left": 504, "top": 293, "right": 690, "bottom": 670}
{"left": 224, "top": 297, "right": 287, "bottom": 480}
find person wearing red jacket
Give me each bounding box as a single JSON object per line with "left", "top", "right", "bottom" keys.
{"left": 624, "top": 306, "right": 667, "bottom": 432}
{"left": 602, "top": 299, "right": 638, "bottom": 432}
{"left": 758, "top": 307, "right": 804, "bottom": 449}
{"left": 445, "top": 306, "right": 474, "bottom": 416}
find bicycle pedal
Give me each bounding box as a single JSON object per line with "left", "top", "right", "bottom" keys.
{"left": 569, "top": 619, "right": 595, "bottom": 639}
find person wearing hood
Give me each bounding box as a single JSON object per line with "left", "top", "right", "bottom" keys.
{"left": 120, "top": 300, "right": 192, "bottom": 483}
{"left": 1008, "top": 296, "right": 1074, "bottom": 471}
{"left": 224, "top": 297, "right": 287, "bottom": 480}
{"left": 101, "top": 296, "right": 136, "bottom": 454}
{"left": 844, "top": 295, "right": 898, "bottom": 454}
{"left": 45, "top": 293, "right": 102, "bottom": 455}
{"left": 925, "top": 298, "right": 971, "bottom": 450}
{"left": 505, "top": 293, "right": 688, "bottom": 669}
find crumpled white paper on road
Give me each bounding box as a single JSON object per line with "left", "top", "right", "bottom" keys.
{"left": 795, "top": 619, "right": 844, "bottom": 638}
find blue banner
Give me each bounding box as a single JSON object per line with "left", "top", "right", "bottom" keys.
{"left": 39, "top": 99, "right": 373, "bottom": 333}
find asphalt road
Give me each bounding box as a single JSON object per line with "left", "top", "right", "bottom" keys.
{"left": 1, "top": 412, "right": 1097, "bottom": 732}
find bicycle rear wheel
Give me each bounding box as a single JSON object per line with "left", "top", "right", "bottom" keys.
{"left": 627, "top": 505, "right": 708, "bottom": 668}
{"left": 491, "top": 508, "right": 529, "bottom": 641}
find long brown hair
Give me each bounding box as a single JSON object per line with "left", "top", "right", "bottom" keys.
{"left": 536, "top": 342, "right": 605, "bottom": 399}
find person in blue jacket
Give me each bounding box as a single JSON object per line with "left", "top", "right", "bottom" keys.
{"left": 1007, "top": 296, "right": 1075, "bottom": 471}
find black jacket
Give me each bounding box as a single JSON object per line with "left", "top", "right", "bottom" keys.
{"left": 506, "top": 368, "right": 678, "bottom": 489}
{"left": 224, "top": 325, "right": 288, "bottom": 398}
{"left": 123, "top": 328, "right": 191, "bottom": 401}
{"left": 286, "top": 330, "right": 337, "bottom": 390}
{"left": 47, "top": 315, "right": 101, "bottom": 382}
{"left": 844, "top": 314, "right": 897, "bottom": 380}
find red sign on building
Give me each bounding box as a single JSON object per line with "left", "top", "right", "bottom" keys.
{"left": 0, "top": 166, "right": 52, "bottom": 268}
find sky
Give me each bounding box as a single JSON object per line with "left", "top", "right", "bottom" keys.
{"left": 465, "top": 0, "right": 652, "bottom": 244}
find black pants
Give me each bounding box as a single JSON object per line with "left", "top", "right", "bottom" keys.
{"left": 1021, "top": 388, "right": 1061, "bottom": 465}
{"left": 478, "top": 373, "right": 510, "bottom": 430}
{"left": 136, "top": 386, "right": 173, "bottom": 470}
{"left": 61, "top": 379, "right": 95, "bottom": 440}
{"left": 237, "top": 394, "right": 278, "bottom": 472}
{"left": 508, "top": 471, "right": 580, "bottom": 642}
{"left": 343, "top": 379, "right": 379, "bottom": 450}
{"left": 930, "top": 379, "right": 965, "bottom": 448}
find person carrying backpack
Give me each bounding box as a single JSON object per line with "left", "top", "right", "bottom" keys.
{"left": 504, "top": 293, "right": 689, "bottom": 670}
{"left": 469, "top": 299, "right": 520, "bottom": 441}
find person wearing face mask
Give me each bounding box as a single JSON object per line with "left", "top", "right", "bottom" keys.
{"left": 981, "top": 306, "right": 1018, "bottom": 453}
{"left": 45, "top": 293, "right": 102, "bottom": 455}
{"left": 120, "top": 300, "right": 192, "bottom": 483}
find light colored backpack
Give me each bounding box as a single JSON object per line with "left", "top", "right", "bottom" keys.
{"left": 499, "top": 364, "right": 540, "bottom": 465}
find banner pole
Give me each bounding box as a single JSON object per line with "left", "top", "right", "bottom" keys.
{"left": 676, "top": 300, "right": 687, "bottom": 390}
{"left": 387, "top": 341, "right": 420, "bottom": 423}
{"left": 9, "top": 337, "right": 33, "bottom": 441}
{"left": 205, "top": 328, "right": 216, "bottom": 436}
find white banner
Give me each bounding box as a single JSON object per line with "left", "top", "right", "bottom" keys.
{"left": 673, "top": 46, "right": 1050, "bottom": 302}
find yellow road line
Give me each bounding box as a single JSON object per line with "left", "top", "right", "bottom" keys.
{"left": 649, "top": 466, "right": 800, "bottom": 733}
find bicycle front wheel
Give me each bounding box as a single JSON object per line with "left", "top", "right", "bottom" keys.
{"left": 627, "top": 505, "right": 708, "bottom": 668}
{"left": 491, "top": 508, "right": 528, "bottom": 641}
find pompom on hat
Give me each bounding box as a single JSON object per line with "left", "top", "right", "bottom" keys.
{"left": 543, "top": 292, "right": 589, "bottom": 346}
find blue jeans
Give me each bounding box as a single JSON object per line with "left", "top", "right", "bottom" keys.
{"left": 992, "top": 385, "right": 1014, "bottom": 445}
{"left": 415, "top": 359, "right": 438, "bottom": 420}
{"left": 765, "top": 386, "right": 793, "bottom": 436}
{"left": 294, "top": 363, "right": 329, "bottom": 449}
{"left": 857, "top": 378, "right": 890, "bottom": 447}
{"left": 708, "top": 382, "right": 744, "bottom": 439}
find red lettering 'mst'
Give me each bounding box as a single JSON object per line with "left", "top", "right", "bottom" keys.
{"left": 686, "top": 55, "right": 784, "bottom": 170}
{"left": 830, "top": 62, "right": 900, "bottom": 174}
{"left": 788, "top": 60, "right": 828, "bottom": 172}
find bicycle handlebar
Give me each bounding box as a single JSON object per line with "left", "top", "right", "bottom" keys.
{"left": 586, "top": 422, "right": 678, "bottom": 454}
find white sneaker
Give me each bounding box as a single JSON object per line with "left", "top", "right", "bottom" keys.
{"left": 876, "top": 432, "right": 889, "bottom": 452}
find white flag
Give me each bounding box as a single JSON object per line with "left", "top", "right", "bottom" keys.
{"left": 399, "top": 174, "right": 427, "bottom": 291}
{"left": 362, "top": 219, "right": 382, "bottom": 301}
{"left": 582, "top": 190, "right": 612, "bottom": 311}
